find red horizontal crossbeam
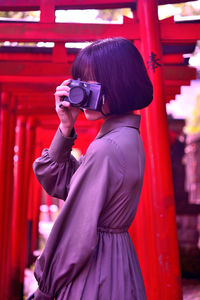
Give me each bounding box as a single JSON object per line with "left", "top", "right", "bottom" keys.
{"left": 0, "top": 82, "right": 56, "bottom": 94}
{"left": 163, "top": 66, "right": 197, "bottom": 81}
{"left": 0, "top": 52, "right": 184, "bottom": 64}
{"left": 165, "top": 85, "right": 181, "bottom": 96}
{"left": 159, "top": 0, "right": 196, "bottom": 3}
{"left": 0, "top": 0, "right": 136, "bottom": 11}
{"left": 0, "top": 0, "right": 195, "bottom": 11}
{"left": 0, "top": 61, "right": 196, "bottom": 81}
{"left": 0, "top": 52, "right": 76, "bottom": 63}
{"left": 0, "top": 22, "right": 140, "bottom": 42}
{"left": 162, "top": 54, "right": 184, "bottom": 64}
{"left": 0, "top": 22, "right": 199, "bottom": 43}
{"left": 165, "top": 79, "right": 191, "bottom": 86}
{"left": 17, "top": 106, "right": 55, "bottom": 115}
{"left": 0, "top": 75, "right": 67, "bottom": 87}
{"left": 0, "top": 77, "right": 194, "bottom": 91}
{"left": 161, "top": 22, "right": 200, "bottom": 44}
{"left": 0, "top": 61, "right": 72, "bottom": 76}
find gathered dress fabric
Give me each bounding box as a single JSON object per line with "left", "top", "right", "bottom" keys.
{"left": 32, "top": 113, "right": 147, "bottom": 300}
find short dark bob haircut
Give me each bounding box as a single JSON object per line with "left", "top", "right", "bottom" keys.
{"left": 72, "top": 37, "right": 153, "bottom": 114}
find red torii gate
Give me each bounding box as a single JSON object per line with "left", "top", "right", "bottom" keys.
{"left": 0, "top": 0, "right": 200, "bottom": 299}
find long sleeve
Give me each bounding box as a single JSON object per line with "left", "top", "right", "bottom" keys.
{"left": 33, "top": 138, "right": 124, "bottom": 300}
{"left": 33, "top": 128, "right": 80, "bottom": 200}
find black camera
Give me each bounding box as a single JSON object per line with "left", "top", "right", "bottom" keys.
{"left": 62, "top": 79, "right": 104, "bottom": 112}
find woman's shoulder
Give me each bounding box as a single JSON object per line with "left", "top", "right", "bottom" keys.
{"left": 89, "top": 136, "right": 122, "bottom": 156}
{"left": 83, "top": 136, "right": 125, "bottom": 170}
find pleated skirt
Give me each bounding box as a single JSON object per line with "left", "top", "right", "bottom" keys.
{"left": 57, "top": 231, "right": 147, "bottom": 300}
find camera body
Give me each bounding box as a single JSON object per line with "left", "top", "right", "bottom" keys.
{"left": 63, "top": 79, "right": 104, "bottom": 112}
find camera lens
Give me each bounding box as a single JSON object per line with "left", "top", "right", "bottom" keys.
{"left": 68, "top": 86, "right": 86, "bottom": 106}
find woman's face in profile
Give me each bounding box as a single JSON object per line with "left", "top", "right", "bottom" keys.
{"left": 83, "top": 108, "right": 104, "bottom": 121}
{"left": 83, "top": 103, "right": 109, "bottom": 121}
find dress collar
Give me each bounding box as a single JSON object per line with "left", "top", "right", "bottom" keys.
{"left": 96, "top": 113, "right": 141, "bottom": 139}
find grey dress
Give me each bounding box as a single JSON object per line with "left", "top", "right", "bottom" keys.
{"left": 32, "top": 113, "right": 147, "bottom": 300}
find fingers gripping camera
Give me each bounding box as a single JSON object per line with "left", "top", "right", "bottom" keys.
{"left": 62, "top": 79, "right": 104, "bottom": 112}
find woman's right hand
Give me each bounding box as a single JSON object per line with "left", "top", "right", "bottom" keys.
{"left": 55, "top": 79, "right": 80, "bottom": 137}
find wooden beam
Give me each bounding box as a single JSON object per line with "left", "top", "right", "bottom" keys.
{"left": 162, "top": 43, "right": 196, "bottom": 55}
{"left": 159, "top": 0, "right": 197, "bottom": 4}
{"left": 0, "top": 50, "right": 76, "bottom": 62}
{"left": 0, "top": 52, "right": 184, "bottom": 65}
{"left": 0, "top": 22, "right": 199, "bottom": 43}
{"left": 165, "top": 85, "right": 180, "bottom": 96}
{"left": 0, "top": 45, "right": 195, "bottom": 63}
{"left": 0, "top": 46, "right": 79, "bottom": 54}
{"left": 0, "top": 52, "right": 52, "bottom": 62}
{"left": 163, "top": 54, "right": 184, "bottom": 64}
{"left": 0, "top": 0, "right": 136, "bottom": 11}
{"left": 0, "top": 52, "right": 76, "bottom": 63}
{"left": 1, "top": 82, "right": 57, "bottom": 93}
{"left": 163, "top": 66, "right": 196, "bottom": 81}
{"left": 0, "top": 75, "right": 67, "bottom": 84}
{"left": 165, "top": 79, "right": 191, "bottom": 86}
{"left": 0, "top": 52, "right": 189, "bottom": 66}
{"left": 17, "top": 106, "right": 55, "bottom": 115}
{"left": 0, "top": 62, "right": 196, "bottom": 81}
{"left": 0, "top": 62, "right": 72, "bottom": 76}
{"left": 0, "top": 0, "right": 195, "bottom": 11}
{"left": 0, "top": 22, "right": 140, "bottom": 42}
{"left": 161, "top": 22, "right": 200, "bottom": 44}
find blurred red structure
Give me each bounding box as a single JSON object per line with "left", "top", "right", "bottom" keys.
{"left": 0, "top": 0, "right": 200, "bottom": 299}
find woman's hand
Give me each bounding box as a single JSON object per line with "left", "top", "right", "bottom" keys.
{"left": 55, "top": 79, "right": 79, "bottom": 137}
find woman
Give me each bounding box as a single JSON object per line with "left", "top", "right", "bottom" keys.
{"left": 31, "top": 37, "right": 153, "bottom": 300}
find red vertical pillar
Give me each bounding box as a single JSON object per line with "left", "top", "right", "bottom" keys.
{"left": 11, "top": 116, "right": 27, "bottom": 299}
{"left": 40, "top": 0, "right": 55, "bottom": 23}
{"left": 28, "top": 138, "right": 43, "bottom": 258}
{"left": 129, "top": 111, "right": 161, "bottom": 299}
{"left": 24, "top": 118, "right": 37, "bottom": 267}
{"left": 129, "top": 38, "right": 162, "bottom": 299}
{"left": 28, "top": 167, "right": 42, "bottom": 257}
{"left": 136, "top": 118, "right": 163, "bottom": 299}
{"left": 136, "top": 0, "right": 182, "bottom": 299}
{"left": 3, "top": 95, "right": 17, "bottom": 298}
{"left": 11, "top": 116, "right": 39, "bottom": 298}
{"left": 0, "top": 92, "right": 9, "bottom": 292}
{"left": 128, "top": 179, "right": 149, "bottom": 289}
{"left": 0, "top": 92, "right": 12, "bottom": 297}
{"left": 53, "top": 42, "right": 68, "bottom": 63}
{"left": 129, "top": 40, "right": 158, "bottom": 296}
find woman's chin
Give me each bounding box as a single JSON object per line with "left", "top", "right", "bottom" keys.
{"left": 83, "top": 109, "right": 103, "bottom": 121}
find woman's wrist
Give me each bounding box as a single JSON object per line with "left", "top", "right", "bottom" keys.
{"left": 59, "top": 123, "right": 74, "bottom": 137}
